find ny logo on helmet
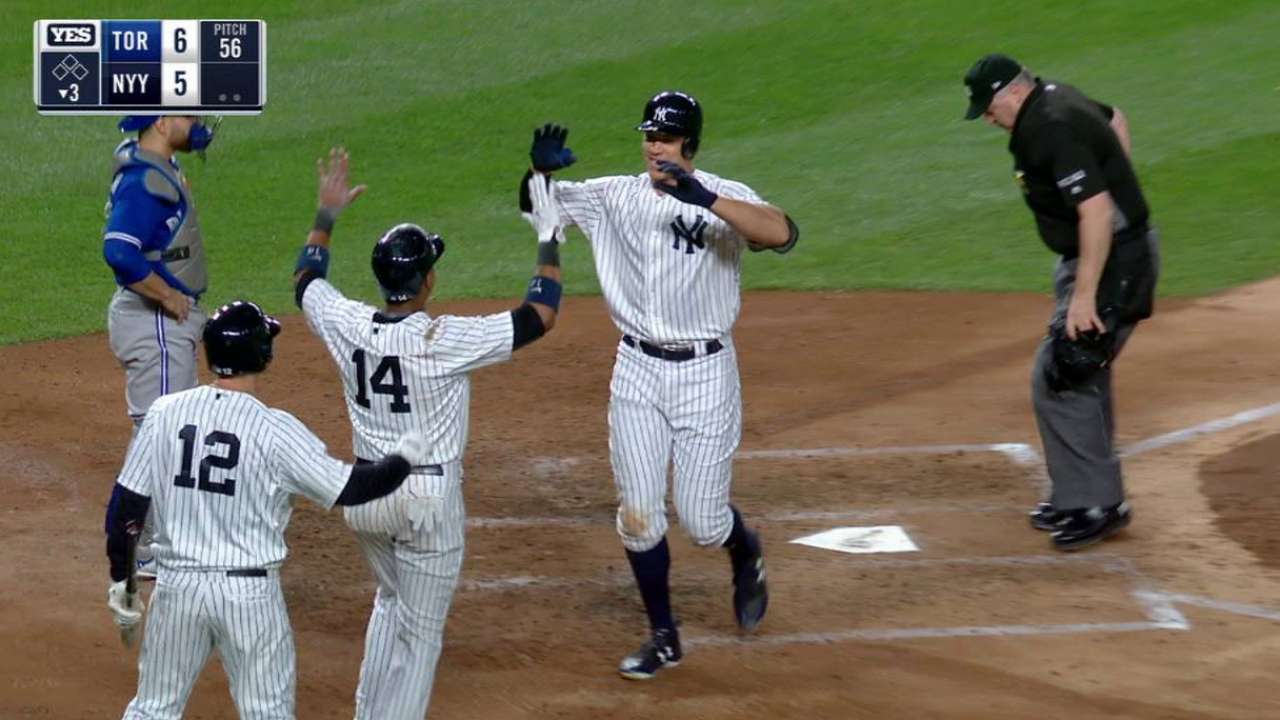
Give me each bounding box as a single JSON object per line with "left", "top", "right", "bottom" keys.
{"left": 670, "top": 215, "right": 707, "bottom": 255}
{"left": 654, "top": 106, "right": 674, "bottom": 123}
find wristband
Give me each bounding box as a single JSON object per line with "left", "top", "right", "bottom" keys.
{"left": 524, "top": 275, "right": 562, "bottom": 311}
{"left": 537, "top": 241, "right": 560, "bottom": 267}
{"left": 295, "top": 244, "right": 331, "bottom": 277}
{"left": 313, "top": 207, "right": 338, "bottom": 234}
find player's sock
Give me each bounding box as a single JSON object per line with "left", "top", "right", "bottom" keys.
{"left": 723, "top": 505, "right": 753, "bottom": 577}
{"left": 625, "top": 538, "right": 675, "bottom": 632}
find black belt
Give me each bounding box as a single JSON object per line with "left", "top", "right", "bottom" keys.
{"left": 355, "top": 457, "right": 444, "bottom": 475}
{"left": 623, "top": 335, "right": 723, "bottom": 362}
{"left": 226, "top": 569, "right": 267, "bottom": 578}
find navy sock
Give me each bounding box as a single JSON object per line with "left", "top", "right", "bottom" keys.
{"left": 625, "top": 538, "right": 675, "bottom": 632}
{"left": 723, "top": 505, "right": 753, "bottom": 576}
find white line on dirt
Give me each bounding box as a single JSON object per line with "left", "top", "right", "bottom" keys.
{"left": 684, "top": 619, "right": 1184, "bottom": 648}
{"left": 1121, "top": 401, "right": 1280, "bottom": 458}
{"left": 1153, "top": 593, "right": 1280, "bottom": 623}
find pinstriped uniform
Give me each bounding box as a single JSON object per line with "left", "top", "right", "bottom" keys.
{"left": 554, "top": 171, "right": 762, "bottom": 551}
{"left": 115, "top": 386, "right": 352, "bottom": 719}
{"left": 301, "top": 278, "right": 513, "bottom": 719}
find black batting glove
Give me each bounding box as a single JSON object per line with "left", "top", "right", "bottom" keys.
{"left": 530, "top": 123, "right": 577, "bottom": 173}
{"left": 653, "top": 161, "right": 717, "bottom": 208}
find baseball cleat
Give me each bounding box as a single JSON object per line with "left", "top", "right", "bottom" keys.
{"left": 618, "top": 627, "right": 682, "bottom": 680}
{"left": 1029, "top": 502, "right": 1069, "bottom": 531}
{"left": 1051, "top": 502, "right": 1131, "bottom": 551}
{"left": 732, "top": 529, "right": 768, "bottom": 632}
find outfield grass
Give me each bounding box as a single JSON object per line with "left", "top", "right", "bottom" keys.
{"left": 2, "top": 1, "right": 1277, "bottom": 343}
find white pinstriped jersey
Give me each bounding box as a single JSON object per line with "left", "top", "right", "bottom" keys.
{"left": 555, "top": 170, "right": 765, "bottom": 344}
{"left": 301, "top": 278, "right": 514, "bottom": 463}
{"left": 116, "top": 386, "right": 351, "bottom": 571}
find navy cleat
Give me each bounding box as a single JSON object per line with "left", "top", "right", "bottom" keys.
{"left": 732, "top": 529, "right": 768, "bottom": 632}
{"left": 618, "top": 627, "right": 682, "bottom": 680}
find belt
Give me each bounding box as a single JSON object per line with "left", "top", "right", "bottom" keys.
{"left": 623, "top": 335, "right": 723, "bottom": 362}
{"left": 226, "top": 569, "right": 267, "bottom": 578}
{"left": 355, "top": 457, "right": 444, "bottom": 475}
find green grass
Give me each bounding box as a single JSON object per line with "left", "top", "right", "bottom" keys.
{"left": 2, "top": 0, "right": 1278, "bottom": 343}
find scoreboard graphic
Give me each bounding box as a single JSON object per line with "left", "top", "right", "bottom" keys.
{"left": 34, "top": 19, "right": 266, "bottom": 114}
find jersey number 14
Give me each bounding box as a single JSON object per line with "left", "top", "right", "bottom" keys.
{"left": 351, "top": 350, "right": 411, "bottom": 414}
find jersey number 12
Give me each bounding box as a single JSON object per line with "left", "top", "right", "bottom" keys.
{"left": 174, "top": 425, "right": 240, "bottom": 496}
{"left": 352, "top": 350, "right": 411, "bottom": 413}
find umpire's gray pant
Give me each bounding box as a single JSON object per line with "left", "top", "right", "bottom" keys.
{"left": 1030, "top": 231, "right": 1159, "bottom": 510}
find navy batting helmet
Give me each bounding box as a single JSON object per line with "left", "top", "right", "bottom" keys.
{"left": 371, "top": 223, "right": 446, "bottom": 304}
{"left": 203, "top": 300, "right": 282, "bottom": 377}
{"left": 636, "top": 90, "right": 703, "bottom": 158}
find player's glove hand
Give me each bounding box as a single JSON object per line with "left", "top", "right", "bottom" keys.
{"left": 530, "top": 124, "right": 577, "bottom": 173}
{"left": 107, "top": 580, "right": 145, "bottom": 629}
{"left": 391, "top": 432, "right": 430, "bottom": 467}
{"left": 653, "top": 161, "right": 718, "bottom": 208}
{"left": 522, "top": 173, "right": 564, "bottom": 244}
{"left": 316, "top": 146, "right": 367, "bottom": 215}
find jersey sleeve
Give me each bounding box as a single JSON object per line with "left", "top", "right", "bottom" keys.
{"left": 553, "top": 178, "right": 608, "bottom": 231}
{"left": 116, "top": 412, "right": 159, "bottom": 497}
{"left": 715, "top": 178, "right": 767, "bottom": 206}
{"left": 103, "top": 176, "right": 171, "bottom": 252}
{"left": 269, "top": 410, "right": 350, "bottom": 510}
{"left": 1041, "top": 123, "right": 1108, "bottom": 207}
{"left": 425, "top": 311, "right": 515, "bottom": 375}
{"left": 300, "top": 278, "right": 363, "bottom": 346}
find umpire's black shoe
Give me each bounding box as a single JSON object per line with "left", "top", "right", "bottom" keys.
{"left": 1029, "top": 502, "right": 1069, "bottom": 531}
{"left": 732, "top": 529, "right": 769, "bottom": 632}
{"left": 618, "top": 626, "right": 682, "bottom": 680}
{"left": 1051, "top": 502, "right": 1132, "bottom": 551}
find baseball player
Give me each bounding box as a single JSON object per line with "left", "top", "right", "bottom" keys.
{"left": 520, "top": 91, "right": 799, "bottom": 679}
{"left": 293, "top": 148, "right": 564, "bottom": 718}
{"left": 102, "top": 114, "right": 220, "bottom": 578}
{"left": 963, "top": 54, "right": 1159, "bottom": 550}
{"left": 104, "top": 299, "right": 429, "bottom": 719}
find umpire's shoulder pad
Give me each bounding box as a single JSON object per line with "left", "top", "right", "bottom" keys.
{"left": 141, "top": 168, "right": 181, "bottom": 204}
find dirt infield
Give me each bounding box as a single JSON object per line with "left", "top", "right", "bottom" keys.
{"left": 4, "top": 282, "right": 1280, "bottom": 719}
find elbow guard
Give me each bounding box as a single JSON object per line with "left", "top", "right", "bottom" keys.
{"left": 773, "top": 215, "right": 800, "bottom": 254}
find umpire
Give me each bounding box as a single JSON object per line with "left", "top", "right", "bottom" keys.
{"left": 963, "top": 54, "right": 1159, "bottom": 551}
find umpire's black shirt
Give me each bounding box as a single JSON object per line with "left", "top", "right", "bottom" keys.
{"left": 1009, "top": 79, "right": 1149, "bottom": 257}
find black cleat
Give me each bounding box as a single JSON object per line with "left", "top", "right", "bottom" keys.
{"left": 733, "top": 529, "right": 769, "bottom": 632}
{"left": 1051, "top": 502, "right": 1132, "bottom": 551}
{"left": 619, "top": 626, "right": 682, "bottom": 680}
{"left": 1029, "top": 502, "right": 1069, "bottom": 531}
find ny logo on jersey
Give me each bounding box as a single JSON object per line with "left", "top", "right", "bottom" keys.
{"left": 670, "top": 214, "right": 707, "bottom": 254}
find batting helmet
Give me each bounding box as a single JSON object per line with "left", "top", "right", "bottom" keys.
{"left": 636, "top": 90, "right": 703, "bottom": 158}
{"left": 203, "top": 300, "right": 282, "bottom": 377}
{"left": 371, "top": 223, "right": 446, "bottom": 304}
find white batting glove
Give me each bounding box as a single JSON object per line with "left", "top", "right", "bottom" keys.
{"left": 391, "top": 432, "right": 430, "bottom": 467}
{"left": 107, "top": 580, "right": 145, "bottom": 629}
{"left": 523, "top": 172, "right": 565, "bottom": 244}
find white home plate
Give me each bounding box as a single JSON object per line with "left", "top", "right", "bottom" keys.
{"left": 790, "top": 526, "right": 919, "bottom": 554}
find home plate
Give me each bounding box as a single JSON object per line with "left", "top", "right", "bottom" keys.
{"left": 790, "top": 526, "right": 919, "bottom": 554}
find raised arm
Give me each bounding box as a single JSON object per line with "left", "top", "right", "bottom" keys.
{"left": 292, "top": 146, "right": 367, "bottom": 303}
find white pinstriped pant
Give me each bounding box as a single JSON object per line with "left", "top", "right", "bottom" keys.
{"left": 609, "top": 337, "right": 741, "bottom": 552}
{"left": 122, "top": 569, "right": 294, "bottom": 719}
{"left": 347, "top": 475, "right": 465, "bottom": 720}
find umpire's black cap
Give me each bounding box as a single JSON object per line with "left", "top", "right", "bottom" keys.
{"left": 371, "top": 223, "right": 446, "bottom": 304}
{"left": 204, "top": 300, "right": 282, "bottom": 377}
{"left": 637, "top": 90, "right": 703, "bottom": 157}
{"left": 963, "top": 53, "right": 1023, "bottom": 119}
